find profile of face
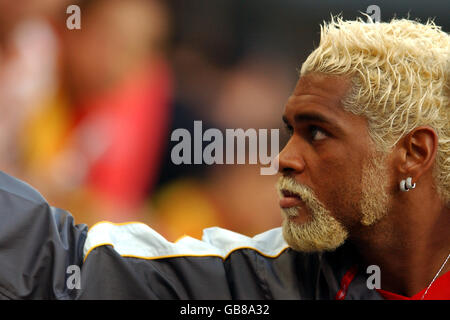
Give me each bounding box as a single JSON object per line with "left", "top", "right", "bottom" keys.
{"left": 276, "top": 73, "right": 393, "bottom": 252}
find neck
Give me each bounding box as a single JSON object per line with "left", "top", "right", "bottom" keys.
{"left": 350, "top": 196, "right": 450, "bottom": 297}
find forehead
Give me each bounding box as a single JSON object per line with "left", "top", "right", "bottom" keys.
{"left": 285, "top": 73, "right": 369, "bottom": 126}
{"left": 286, "top": 73, "right": 352, "bottom": 116}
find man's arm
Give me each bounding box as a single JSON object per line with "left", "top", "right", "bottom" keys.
{"left": 0, "top": 171, "right": 320, "bottom": 300}
{"left": 0, "top": 171, "right": 87, "bottom": 299}
{"left": 0, "top": 170, "right": 293, "bottom": 300}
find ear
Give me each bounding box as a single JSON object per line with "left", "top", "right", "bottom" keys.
{"left": 395, "top": 126, "right": 438, "bottom": 181}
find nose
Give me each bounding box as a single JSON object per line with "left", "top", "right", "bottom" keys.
{"left": 278, "top": 139, "right": 306, "bottom": 176}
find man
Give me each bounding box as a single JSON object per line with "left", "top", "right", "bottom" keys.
{"left": 0, "top": 17, "right": 448, "bottom": 300}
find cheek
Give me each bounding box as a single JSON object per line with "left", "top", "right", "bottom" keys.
{"left": 313, "top": 153, "right": 364, "bottom": 222}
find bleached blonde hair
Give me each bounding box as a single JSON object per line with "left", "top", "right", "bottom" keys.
{"left": 301, "top": 16, "right": 450, "bottom": 204}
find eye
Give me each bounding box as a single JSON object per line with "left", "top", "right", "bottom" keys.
{"left": 284, "top": 123, "right": 294, "bottom": 136}
{"left": 309, "top": 125, "right": 327, "bottom": 141}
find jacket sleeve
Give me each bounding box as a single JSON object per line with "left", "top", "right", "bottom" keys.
{"left": 0, "top": 171, "right": 88, "bottom": 299}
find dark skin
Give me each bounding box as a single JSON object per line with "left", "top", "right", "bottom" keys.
{"left": 279, "top": 72, "right": 450, "bottom": 297}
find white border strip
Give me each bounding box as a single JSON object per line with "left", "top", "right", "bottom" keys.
{"left": 83, "top": 222, "right": 288, "bottom": 261}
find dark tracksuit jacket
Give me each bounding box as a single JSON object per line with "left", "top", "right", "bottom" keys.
{"left": 0, "top": 171, "right": 383, "bottom": 300}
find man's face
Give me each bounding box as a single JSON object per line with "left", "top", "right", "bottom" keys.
{"left": 277, "top": 73, "right": 392, "bottom": 252}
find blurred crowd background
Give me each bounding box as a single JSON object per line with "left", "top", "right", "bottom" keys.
{"left": 0, "top": 0, "right": 448, "bottom": 241}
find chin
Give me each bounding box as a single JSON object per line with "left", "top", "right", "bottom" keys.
{"left": 281, "top": 214, "right": 348, "bottom": 253}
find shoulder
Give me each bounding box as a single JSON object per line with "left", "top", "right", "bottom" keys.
{"left": 0, "top": 171, "right": 47, "bottom": 206}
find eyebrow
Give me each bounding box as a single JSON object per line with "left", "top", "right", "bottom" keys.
{"left": 282, "top": 112, "right": 344, "bottom": 134}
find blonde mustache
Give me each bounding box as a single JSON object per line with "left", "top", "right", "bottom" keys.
{"left": 276, "top": 176, "right": 321, "bottom": 210}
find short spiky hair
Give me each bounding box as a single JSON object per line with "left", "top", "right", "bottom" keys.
{"left": 301, "top": 16, "right": 450, "bottom": 204}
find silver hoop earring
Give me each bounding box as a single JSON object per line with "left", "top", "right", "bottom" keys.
{"left": 405, "top": 177, "right": 416, "bottom": 190}
{"left": 400, "top": 177, "right": 416, "bottom": 192}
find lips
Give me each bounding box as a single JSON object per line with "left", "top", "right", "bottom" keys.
{"left": 279, "top": 189, "right": 304, "bottom": 208}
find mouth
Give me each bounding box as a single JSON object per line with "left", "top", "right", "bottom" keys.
{"left": 281, "top": 189, "right": 301, "bottom": 198}
{"left": 279, "top": 189, "right": 304, "bottom": 208}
